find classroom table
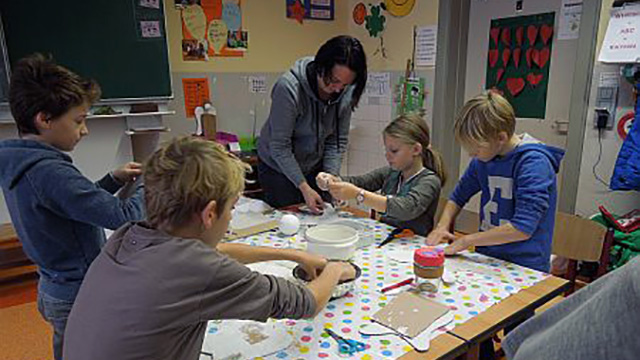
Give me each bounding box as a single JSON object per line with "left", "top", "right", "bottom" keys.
{"left": 202, "top": 209, "right": 569, "bottom": 360}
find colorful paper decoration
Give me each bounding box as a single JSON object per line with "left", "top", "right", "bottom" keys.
{"left": 506, "top": 78, "right": 525, "bottom": 97}
{"left": 485, "top": 12, "right": 555, "bottom": 119}
{"left": 365, "top": 4, "right": 386, "bottom": 37}
{"left": 513, "top": 48, "right": 521, "bottom": 68}
{"left": 353, "top": 2, "right": 366, "bottom": 25}
{"left": 540, "top": 24, "right": 553, "bottom": 45}
{"left": 497, "top": 68, "right": 505, "bottom": 84}
{"left": 383, "top": 0, "right": 415, "bottom": 17}
{"left": 180, "top": 0, "right": 245, "bottom": 60}
{"left": 489, "top": 49, "right": 499, "bottom": 68}
{"left": 286, "top": 0, "right": 335, "bottom": 23}
{"left": 490, "top": 27, "right": 500, "bottom": 46}
{"left": 287, "top": 0, "right": 305, "bottom": 24}
{"left": 527, "top": 73, "right": 543, "bottom": 87}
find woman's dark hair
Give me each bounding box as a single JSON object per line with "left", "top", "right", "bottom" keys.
{"left": 314, "top": 35, "right": 367, "bottom": 110}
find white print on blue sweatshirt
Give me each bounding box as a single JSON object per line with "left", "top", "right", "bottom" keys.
{"left": 450, "top": 134, "right": 564, "bottom": 273}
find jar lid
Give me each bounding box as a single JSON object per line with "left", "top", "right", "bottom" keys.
{"left": 414, "top": 247, "right": 445, "bottom": 267}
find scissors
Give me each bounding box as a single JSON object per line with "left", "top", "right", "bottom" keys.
{"left": 378, "top": 228, "right": 415, "bottom": 248}
{"left": 324, "top": 328, "right": 366, "bottom": 356}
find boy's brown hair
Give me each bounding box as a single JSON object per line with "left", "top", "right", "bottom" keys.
{"left": 9, "top": 53, "right": 101, "bottom": 135}
{"left": 454, "top": 91, "right": 516, "bottom": 148}
{"left": 144, "top": 136, "right": 249, "bottom": 229}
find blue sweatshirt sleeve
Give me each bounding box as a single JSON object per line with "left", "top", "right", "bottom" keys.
{"left": 322, "top": 96, "right": 352, "bottom": 175}
{"left": 509, "top": 152, "right": 554, "bottom": 235}
{"left": 266, "top": 78, "right": 307, "bottom": 187}
{"left": 450, "top": 159, "right": 481, "bottom": 208}
{"left": 32, "top": 160, "right": 145, "bottom": 230}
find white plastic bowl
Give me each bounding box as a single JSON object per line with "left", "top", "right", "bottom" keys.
{"left": 304, "top": 224, "right": 358, "bottom": 260}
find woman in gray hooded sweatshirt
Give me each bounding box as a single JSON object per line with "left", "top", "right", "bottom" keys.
{"left": 257, "top": 35, "right": 367, "bottom": 213}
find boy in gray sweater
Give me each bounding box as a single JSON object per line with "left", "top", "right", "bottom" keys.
{"left": 63, "top": 136, "right": 355, "bottom": 360}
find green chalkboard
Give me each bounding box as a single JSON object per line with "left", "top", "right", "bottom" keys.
{"left": 0, "top": 0, "right": 172, "bottom": 101}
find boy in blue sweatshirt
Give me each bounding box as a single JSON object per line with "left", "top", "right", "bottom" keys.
{"left": 0, "top": 54, "right": 145, "bottom": 360}
{"left": 426, "top": 91, "right": 564, "bottom": 273}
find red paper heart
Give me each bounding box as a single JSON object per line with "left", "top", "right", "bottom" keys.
{"left": 489, "top": 49, "right": 499, "bottom": 68}
{"left": 527, "top": 73, "right": 543, "bottom": 86}
{"left": 506, "top": 78, "right": 525, "bottom": 97}
{"left": 526, "top": 48, "right": 533, "bottom": 68}
{"left": 513, "top": 48, "right": 521, "bottom": 68}
{"left": 527, "top": 25, "right": 538, "bottom": 46}
{"left": 497, "top": 68, "right": 505, "bottom": 84}
{"left": 531, "top": 49, "right": 541, "bottom": 68}
{"left": 501, "top": 28, "right": 511, "bottom": 46}
{"left": 502, "top": 48, "right": 511, "bottom": 67}
{"left": 515, "top": 26, "right": 524, "bottom": 46}
{"left": 540, "top": 24, "right": 553, "bottom": 45}
{"left": 490, "top": 27, "right": 500, "bottom": 46}
{"left": 538, "top": 47, "right": 550, "bottom": 68}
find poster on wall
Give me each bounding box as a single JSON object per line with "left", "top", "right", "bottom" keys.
{"left": 485, "top": 12, "right": 555, "bottom": 119}
{"left": 598, "top": 4, "right": 640, "bottom": 63}
{"left": 181, "top": 0, "right": 245, "bottom": 60}
{"left": 182, "top": 78, "right": 210, "bottom": 117}
{"left": 286, "top": 0, "right": 335, "bottom": 24}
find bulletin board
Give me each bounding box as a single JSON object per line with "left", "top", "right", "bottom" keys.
{"left": 485, "top": 12, "right": 555, "bottom": 119}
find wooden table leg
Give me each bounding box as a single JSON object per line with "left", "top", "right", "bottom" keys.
{"left": 456, "top": 343, "right": 479, "bottom": 360}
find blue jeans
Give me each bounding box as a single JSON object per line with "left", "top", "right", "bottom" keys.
{"left": 37, "top": 290, "right": 74, "bottom": 360}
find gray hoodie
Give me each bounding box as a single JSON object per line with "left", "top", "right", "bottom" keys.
{"left": 64, "top": 222, "right": 316, "bottom": 360}
{"left": 258, "top": 56, "right": 354, "bottom": 187}
{"left": 504, "top": 256, "right": 640, "bottom": 360}
{"left": 0, "top": 138, "right": 144, "bottom": 301}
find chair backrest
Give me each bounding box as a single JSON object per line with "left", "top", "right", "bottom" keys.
{"left": 552, "top": 212, "right": 608, "bottom": 262}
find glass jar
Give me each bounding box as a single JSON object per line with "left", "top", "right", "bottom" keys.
{"left": 413, "top": 247, "right": 445, "bottom": 293}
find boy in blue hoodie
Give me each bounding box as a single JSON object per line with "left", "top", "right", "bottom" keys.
{"left": 0, "top": 54, "right": 145, "bottom": 360}
{"left": 426, "top": 91, "right": 564, "bottom": 273}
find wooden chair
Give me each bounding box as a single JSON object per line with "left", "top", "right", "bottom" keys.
{"left": 551, "top": 212, "right": 614, "bottom": 295}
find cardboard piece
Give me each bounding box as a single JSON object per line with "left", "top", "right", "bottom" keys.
{"left": 372, "top": 292, "right": 450, "bottom": 338}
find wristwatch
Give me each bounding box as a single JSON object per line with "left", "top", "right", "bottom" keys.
{"left": 356, "top": 189, "right": 366, "bottom": 205}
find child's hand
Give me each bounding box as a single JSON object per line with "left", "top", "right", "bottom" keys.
{"left": 337, "top": 261, "right": 357, "bottom": 282}
{"left": 444, "top": 237, "right": 470, "bottom": 256}
{"left": 296, "top": 252, "right": 328, "bottom": 280}
{"left": 316, "top": 172, "right": 339, "bottom": 191}
{"left": 328, "top": 182, "right": 359, "bottom": 201}
{"left": 425, "top": 227, "right": 456, "bottom": 245}
{"left": 113, "top": 162, "right": 142, "bottom": 183}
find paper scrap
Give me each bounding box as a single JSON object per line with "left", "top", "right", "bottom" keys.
{"left": 559, "top": 0, "right": 582, "bottom": 40}
{"left": 415, "top": 25, "right": 438, "bottom": 67}
{"left": 599, "top": 4, "right": 640, "bottom": 63}
{"left": 140, "top": 20, "right": 162, "bottom": 38}
{"left": 365, "top": 72, "right": 390, "bottom": 97}
{"left": 139, "top": 0, "right": 160, "bottom": 9}
{"left": 248, "top": 76, "right": 267, "bottom": 93}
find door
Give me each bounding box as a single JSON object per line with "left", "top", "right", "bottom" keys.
{"left": 460, "top": 0, "right": 579, "bottom": 212}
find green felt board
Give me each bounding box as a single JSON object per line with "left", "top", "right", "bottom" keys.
{"left": 485, "top": 12, "right": 555, "bottom": 119}
{"left": 0, "top": 0, "right": 172, "bottom": 101}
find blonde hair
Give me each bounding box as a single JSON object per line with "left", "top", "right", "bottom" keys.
{"left": 144, "top": 136, "right": 249, "bottom": 229}
{"left": 384, "top": 113, "right": 447, "bottom": 186}
{"left": 454, "top": 91, "right": 515, "bottom": 148}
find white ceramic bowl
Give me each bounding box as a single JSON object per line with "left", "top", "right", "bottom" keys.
{"left": 304, "top": 224, "right": 358, "bottom": 260}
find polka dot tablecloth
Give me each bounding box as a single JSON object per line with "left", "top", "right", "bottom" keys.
{"left": 205, "top": 214, "right": 549, "bottom": 360}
